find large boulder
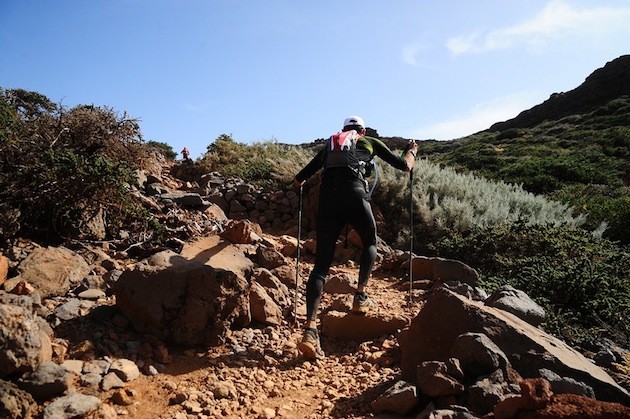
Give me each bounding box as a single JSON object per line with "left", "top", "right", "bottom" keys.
{"left": 180, "top": 235, "right": 254, "bottom": 280}
{"left": 398, "top": 288, "right": 630, "bottom": 404}
{"left": 0, "top": 304, "right": 52, "bottom": 378}
{"left": 114, "top": 250, "right": 250, "bottom": 346}
{"left": 15, "top": 246, "right": 90, "bottom": 298}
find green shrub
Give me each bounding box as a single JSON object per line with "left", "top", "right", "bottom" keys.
{"left": 431, "top": 223, "right": 630, "bottom": 345}
{"left": 372, "top": 159, "right": 585, "bottom": 249}
{"left": 146, "top": 140, "right": 177, "bottom": 160}
{"left": 0, "top": 87, "right": 159, "bottom": 242}
{"left": 200, "top": 134, "right": 313, "bottom": 188}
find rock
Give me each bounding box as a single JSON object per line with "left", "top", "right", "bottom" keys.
{"left": 114, "top": 250, "right": 250, "bottom": 346}
{"left": 467, "top": 375, "right": 510, "bottom": 416}
{"left": 0, "top": 254, "right": 8, "bottom": 288}
{"left": 160, "top": 192, "right": 209, "bottom": 207}
{"left": 16, "top": 246, "right": 90, "bottom": 298}
{"left": 9, "top": 279, "right": 36, "bottom": 296}
{"left": 42, "top": 393, "right": 116, "bottom": 419}
{"left": 250, "top": 282, "right": 282, "bottom": 325}
{"left": 109, "top": 358, "right": 140, "bottom": 382}
{"left": 409, "top": 256, "right": 445, "bottom": 280}
{"left": 211, "top": 381, "right": 237, "bottom": 399}
{"left": 398, "top": 288, "right": 630, "bottom": 404}
{"left": 82, "top": 359, "right": 110, "bottom": 376}
{"left": 204, "top": 203, "right": 228, "bottom": 222}
{"left": 433, "top": 259, "right": 479, "bottom": 287}
{"left": 537, "top": 393, "right": 630, "bottom": 418}
{"left": 416, "top": 361, "right": 465, "bottom": 398}
{"left": 77, "top": 289, "right": 106, "bottom": 300}
{"left": 17, "top": 361, "right": 73, "bottom": 401}
{"left": 276, "top": 235, "right": 298, "bottom": 257}
{"left": 322, "top": 310, "right": 409, "bottom": 341}
{"left": 323, "top": 273, "right": 356, "bottom": 294}
{"left": 256, "top": 246, "right": 286, "bottom": 270}
{"left": 485, "top": 285, "right": 545, "bottom": 326}
{"left": 61, "top": 360, "right": 83, "bottom": 375}
{"left": 80, "top": 372, "right": 102, "bottom": 388}
{"left": 112, "top": 388, "right": 135, "bottom": 406}
{"left": 450, "top": 332, "right": 509, "bottom": 378}
{"left": 101, "top": 372, "right": 125, "bottom": 390}
{"left": 519, "top": 378, "right": 553, "bottom": 410}
{"left": 180, "top": 235, "right": 254, "bottom": 280}
{"left": 54, "top": 299, "right": 82, "bottom": 321}
{"left": 0, "top": 304, "right": 52, "bottom": 378}
{"left": 220, "top": 219, "right": 263, "bottom": 244}
{"left": 252, "top": 268, "right": 291, "bottom": 311}
{"left": 0, "top": 379, "right": 36, "bottom": 419}
{"left": 78, "top": 207, "right": 107, "bottom": 240}
{"left": 371, "top": 380, "right": 418, "bottom": 414}
{"left": 537, "top": 368, "right": 595, "bottom": 398}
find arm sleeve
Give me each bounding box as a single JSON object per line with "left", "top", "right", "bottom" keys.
{"left": 371, "top": 137, "right": 408, "bottom": 171}
{"left": 295, "top": 147, "right": 326, "bottom": 182}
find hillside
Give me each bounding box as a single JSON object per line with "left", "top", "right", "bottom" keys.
{"left": 489, "top": 55, "right": 630, "bottom": 131}
{"left": 396, "top": 56, "right": 630, "bottom": 244}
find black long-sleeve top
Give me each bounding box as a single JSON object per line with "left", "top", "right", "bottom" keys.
{"left": 295, "top": 135, "right": 408, "bottom": 187}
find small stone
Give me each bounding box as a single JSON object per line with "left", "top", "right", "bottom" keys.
{"left": 80, "top": 372, "right": 102, "bottom": 388}
{"left": 260, "top": 407, "right": 276, "bottom": 418}
{"left": 112, "top": 389, "right": 134, "bottom": 406}
{"left": 101, "top": 372, "right": 125, "bottom": 390}
{"left": 109, "top": 359, "right": 140, "bottom": 382}
{"left": 78, "top": 289, "right": 106, "bottom": 300}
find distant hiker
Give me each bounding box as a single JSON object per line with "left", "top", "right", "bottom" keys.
{"left": 181, "top": 147, "right": 190, "bottom": 161}
{"left": 292, "top": 115, "right": 417, "bottom": 360}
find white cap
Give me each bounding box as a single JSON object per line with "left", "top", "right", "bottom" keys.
{"left": 342, "top": 115, "right": 365, "bottom": 130}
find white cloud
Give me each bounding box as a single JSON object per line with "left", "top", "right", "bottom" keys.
{"left": 411, "top": 93, "right": 541, "bottom": 140}
{"left": 401, "top": 43, "right": 429, "bottom": 67}
{"left": 447, "top": 0, "right": 630, "bottom": 55}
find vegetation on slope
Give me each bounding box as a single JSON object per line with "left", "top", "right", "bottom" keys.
{"left": 417, "top": 96, "right": 630, "bottom": 244}
{"left": 0, "top": 87, "right": 159, "bottom": 243}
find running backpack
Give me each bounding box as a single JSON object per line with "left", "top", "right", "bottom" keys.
{"left": 324, "top": 130, "right": 362, "bottom": 171}
{"left": 324, "top": 130, "right": 379, "bottom": 199}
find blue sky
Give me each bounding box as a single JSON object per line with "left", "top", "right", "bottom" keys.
{"left": 1, "top": 1, "right": 629, "bottom": 158}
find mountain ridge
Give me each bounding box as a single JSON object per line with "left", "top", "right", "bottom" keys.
{"left": 488, "top": 55, "right": 630, "bottom": 131}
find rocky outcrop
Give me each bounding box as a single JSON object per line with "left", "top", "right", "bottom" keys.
{"left": 398, "top": 287, "right": 630, "bottom": 404}
{"left": 14, "top": 246, "right": 90, "bottom": 298}
{"left": 113, "top": 250, "right": 251, "bottom": 346}
{"left": 179, "top": 235, "right": 254, "bottom": 281}
{"left": 489, "top": 55, "right": 630, "bottom": 131}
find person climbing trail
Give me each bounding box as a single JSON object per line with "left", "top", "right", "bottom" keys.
{"left": 292, "top": 115, "right": 417, "bottom": 360}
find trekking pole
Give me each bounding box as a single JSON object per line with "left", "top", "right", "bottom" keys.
{"left": 408, "top": 168, "right": 414, "bottom": 304}
{"left": 293, "top": 184, "right": 303, "bottom": 326}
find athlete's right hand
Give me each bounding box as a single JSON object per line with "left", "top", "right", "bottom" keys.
{"left": 293, "top": 177, "right": 304, "bottom": 188}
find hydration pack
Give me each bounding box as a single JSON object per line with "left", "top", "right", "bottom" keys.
{"left": 324, "top": 130, "right": 379, "bottom": 199}
{"left": 324, "top": 130, "right": 362, "bottom": 171}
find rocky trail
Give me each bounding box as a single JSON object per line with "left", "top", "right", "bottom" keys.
{"left": 1, "top": 159, "right": 630, "bottom": 418}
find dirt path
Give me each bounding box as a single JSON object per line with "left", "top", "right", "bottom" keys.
{"left": 109, "top": 268, "right": 425, "bottom": 418}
